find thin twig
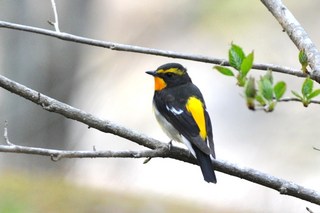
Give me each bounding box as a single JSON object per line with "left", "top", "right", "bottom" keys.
{"left": 0, "top": 20, "right": 308, "bottom": 80}
{"left": 0, "top": 142, "right": 169, "bottom": 160}
{"left": 306, "top": 207, "right": 314, "bottom": 213}
{"left": 1, "top": 121, "right": 170, "bottom": 160}
{"left": 260, "top": 0, "right": 320, "bottom": 83}
{"left": 278, "top": 97, "right": 320, "bottom": 105}
{"left": 3, "top": 121, "right": 13, "bottom": 146}
{"left": 48, "top": 0, "right": 60, "bottom": 32}
{"left": 313, "top": 147, "right": 320, "bottom": 151}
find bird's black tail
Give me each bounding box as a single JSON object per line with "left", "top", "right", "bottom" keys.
{"left": 193, "top": 145, "right": 217, "bottom": 183}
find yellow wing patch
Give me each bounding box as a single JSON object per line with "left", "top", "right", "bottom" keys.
{"left": 157, "top": 68, "right": 184, "bottom": 76}
{"left": 186, "top": 96, "right": 207, "bottom": 140}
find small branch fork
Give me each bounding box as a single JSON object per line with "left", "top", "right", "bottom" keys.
{"left": 260, "top": 0, "right": 320, "bottom": 82}
{"left": 4, "top": 121, "right": 13, "bottom": 146}
{"left": 2, "top": 125, "right": 169, "bottom": 162}
{"left": 48, "top": 0, "right": 60, "bottom": 32}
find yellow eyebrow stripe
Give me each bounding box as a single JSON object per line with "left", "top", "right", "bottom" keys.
{"left": 157, "top": 68, "right": 184, "bottom": 75}
{"left": 186, "top": 96, "right": 207, "bottom": 140}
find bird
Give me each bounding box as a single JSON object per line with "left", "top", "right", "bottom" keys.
{"left": 146, "top": 63, "right": 217, "bottom": 183}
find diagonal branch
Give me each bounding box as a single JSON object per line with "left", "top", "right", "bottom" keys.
{"left": 260, "top": 0, "right": 320, "bottom": 82}
{"left": 0, "top": 20, "right": 306, "bottom": 79}
{"left": 0, "top": 75, "right": 164, "bottom": 151}
{"left": 0, "top": 74, "right": 320, "bottom": 205}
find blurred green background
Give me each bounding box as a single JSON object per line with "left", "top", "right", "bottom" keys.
{"left": 0, "top": 0, "right": 320, "bottom": 212}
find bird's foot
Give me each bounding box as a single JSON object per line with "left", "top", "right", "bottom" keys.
{"left": 167, "top": 140, "right": 172, "bottom": 150}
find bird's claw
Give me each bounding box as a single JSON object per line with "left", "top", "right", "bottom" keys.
{"left": 167, "top": 140, "right": 172, "bottom": 150}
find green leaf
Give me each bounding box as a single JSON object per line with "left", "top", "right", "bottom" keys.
{"left": 266, "top": 101, "right": 275, "bottom": 112}
{"left": 240, "top": 51, "right": 254, "bottom": 76}
{"left": 299, "top": 49, "right": 308, "bottom": 66}
{"left": 214, "top": 66, "right": 234, "bottom": 76}
{"left": 274, "top": 81, "right": 286, "bottom": 100}
{"left": 237, "top": 74, "right": 247, "bottom": 87}
{"left": 302, "top": 77, "right": 313, "bottom": 96}
{"left": 245, "top": 77, "right": 256, "bottom": 98}
{"left": 255, "top": 95, "right": 266, "bottom": 106}
{"left": 264, "top": 70, "right": 273, "bottom": 84}
{"left": 291, "top": 90, "right": 303, "bottom": 100}
{"left": 229, "top": 43, "right": 245, "bottom": 70}
{"left": 299, "top": 49, "right": 308, "bottom": 73}
{"left": 307, "top": 89, "right": 320, "bottom": 100}
{"left": 259, "top": 77, "right": 273, "bottom": 101}
{"left": 244, "top": 77, "right": 256, "bottom": 110}
{"left": 303, "top": 100, "right": 310, "bottom": 107}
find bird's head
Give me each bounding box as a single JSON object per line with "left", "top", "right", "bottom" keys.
{"left": 146, "top": 63, "right": 191, "bottom": 91}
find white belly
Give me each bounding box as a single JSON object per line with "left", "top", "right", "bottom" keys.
{"left": 153, "top": 105, "right": 182, "bottom": 143}
{"left": 153, "top": 104, "right": 196, "bottom": 157}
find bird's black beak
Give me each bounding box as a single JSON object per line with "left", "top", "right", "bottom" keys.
{"left": 146, "top": 70, "right": 156, "bottom": 76}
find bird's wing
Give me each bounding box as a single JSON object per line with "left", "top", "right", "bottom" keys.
{"left": 205, "top": 110, "right": 215, "bottom": 158}
{"left": 154, "top": 93, "right": 211, "bottom": 155}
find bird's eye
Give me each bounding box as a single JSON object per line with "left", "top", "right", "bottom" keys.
{"left": 166, "top": 72, "right": 174, "bottom": 78}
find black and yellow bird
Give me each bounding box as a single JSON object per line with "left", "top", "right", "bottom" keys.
{"left": 146, "top": 63, "right": 217, "bottom": 183}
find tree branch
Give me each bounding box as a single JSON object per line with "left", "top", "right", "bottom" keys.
{"left": 313, "top": 147, "right": 320, "bottom": 151}
{"left": 0, "top": 20, "right": 306, "bottom": 79}
{"left": 260, "top": 0, "right": 320, "bottom": 82}
{"left": 3, "top": 121, "right": 13, "bottom": 146}
{"left": 0, "top": 75, "right": 165, "bottom": 151}
{"left": 278, "top": 97, "right": 320, "bottom": 105}
{"left": 0, "top": 140, "right": 168, "bottom": 162}
{"left": 0, "top": 74, "right": 320, "bottom": 205}
{"left": 48, "top": 0, "right": 60, "bottom": 32}
{"left": 306, "top": 207, "right": 315, "bottom": 213}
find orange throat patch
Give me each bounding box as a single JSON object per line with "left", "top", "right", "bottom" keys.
{"left": 154, "top": 77, "right": 167, "bottom": 91}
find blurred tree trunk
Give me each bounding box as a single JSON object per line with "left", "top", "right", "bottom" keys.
{"left": 0, "top": 1, "right": 92, "bottom": 172}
